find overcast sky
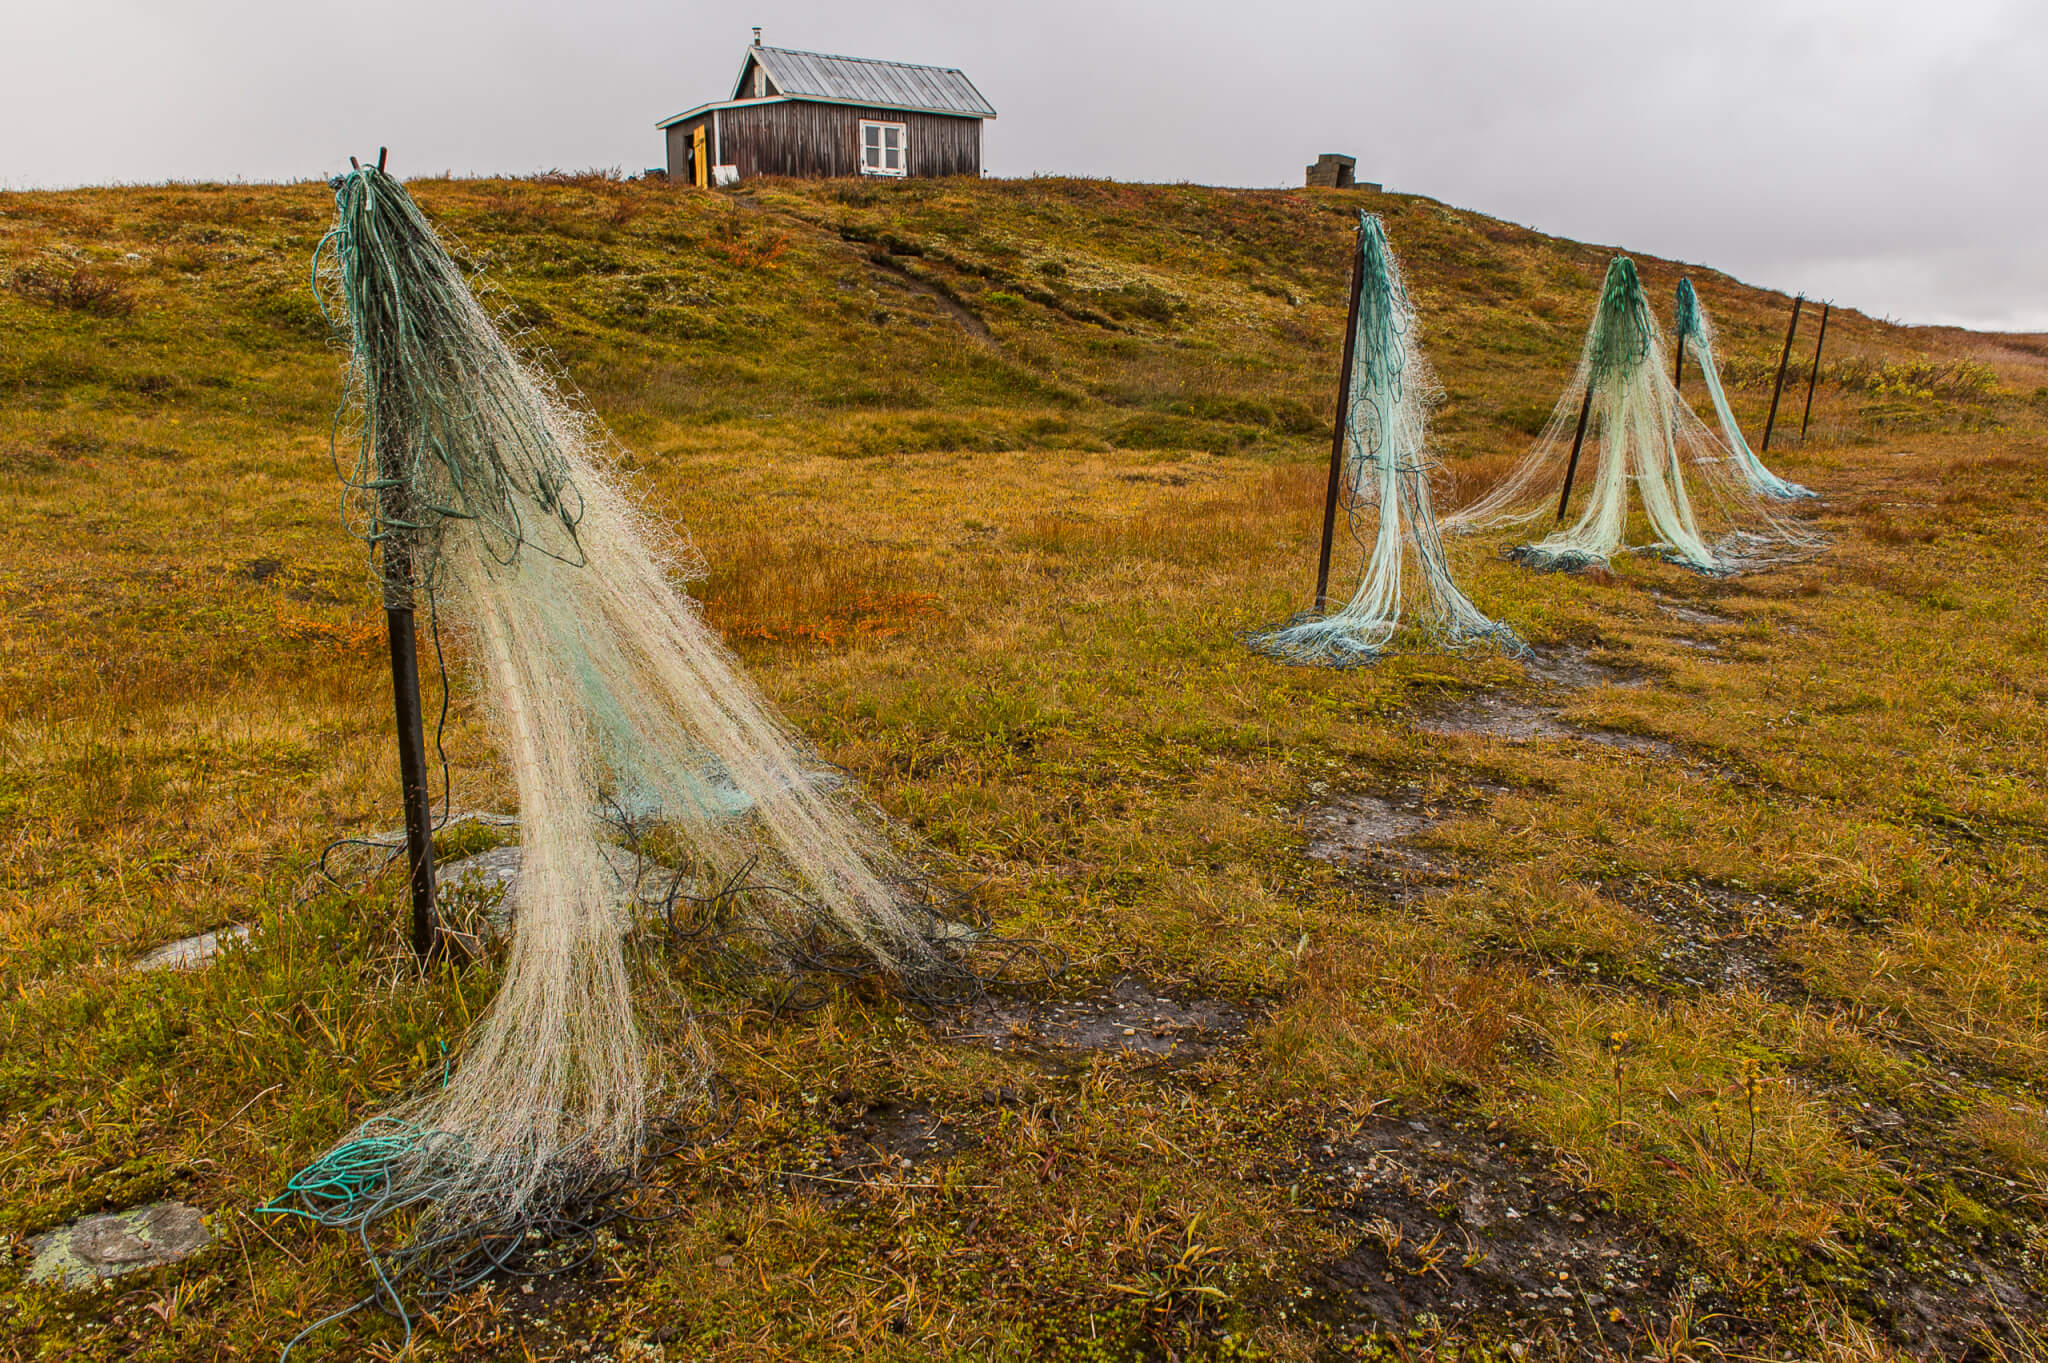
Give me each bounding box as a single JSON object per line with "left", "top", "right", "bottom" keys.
{"left": 8, "top": 0, "right": 2044, "bottom": 330}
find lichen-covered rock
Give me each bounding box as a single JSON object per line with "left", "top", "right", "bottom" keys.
{"left": 28, "top": 1201, "right": 210, "bottom": 1286}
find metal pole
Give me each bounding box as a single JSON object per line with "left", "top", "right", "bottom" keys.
{"left": 1673, "top": 331, "right": 1686, "bottom": 390}
{"left": 1760, "top": 295, "right": 1803, "bottom": 453}
{"left": 1800, "top": 301, "right": 1830, "bottom": 443}
{"left": 1313, "top": 223, "right": 1367, "bottom": 612}
{"left": 1555, "top": 382, "right": 1596, "bottom": 524}
{"left": 362, "top": 148, "right": 442, "bottom": 963}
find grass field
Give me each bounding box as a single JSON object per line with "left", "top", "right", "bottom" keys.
{"left": 3, "top": 171, "right": 2047, "bottom": 1361}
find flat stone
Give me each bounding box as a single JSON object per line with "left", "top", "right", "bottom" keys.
{"left": 29, "top": 1202, "right": 210, "bottom": 1286}
{"left": 437, "top": 843, "right": 649, "bottom": 926}
{"left": 1301, "top": 788, "right": 1468, "bottom": 898}
{"left": 133, "top": 923, "right": 251, "bottom": 972}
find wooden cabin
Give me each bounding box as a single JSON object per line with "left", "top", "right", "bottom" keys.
{"left": 658, "top": 35, "right": 996, "bottom": 185}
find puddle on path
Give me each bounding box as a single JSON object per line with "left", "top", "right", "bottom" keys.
{"left": 133, "top": 924, "right": 251, "bottom": 972}
{"left": 1419, "top": 694, "right": 1678, "bottom": 757}
{"left": 1297, "top": 1114, "right": 1696, "bottom": 1353}
{"left": 29, "top": 1202, "right": 211, "bottom": 1286}
{"left": 947, "top": 976, "right": 1249, "bottom": 1065}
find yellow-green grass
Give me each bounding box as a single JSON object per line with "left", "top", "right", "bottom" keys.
{"left": 2, "top": 172, "right": 2047, "bottom": 1360}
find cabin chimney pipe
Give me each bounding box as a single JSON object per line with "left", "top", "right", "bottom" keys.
{"left": 752, "top": 26, "right": 762, "bottom": 45}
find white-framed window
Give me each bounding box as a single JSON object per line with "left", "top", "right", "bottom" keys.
{"left": 860, "top": 120, "right": 907, "bottom": 176}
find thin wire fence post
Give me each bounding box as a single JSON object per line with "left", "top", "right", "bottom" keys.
{"left": 1800, "top": 301, "right": 1830, "bottom": 443}
{"left": 1761, "top": 295, "right": 1803, "bottom": 453}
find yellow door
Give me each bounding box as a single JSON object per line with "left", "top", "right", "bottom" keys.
{"left": 692, "top": 126, "right": 708, "bottom": 188}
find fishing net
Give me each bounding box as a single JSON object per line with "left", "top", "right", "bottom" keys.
{"left": 264, "top": 166, "right": 1005, "bottom": 1351}
{"left": 1673, "top": 279, "right": 1817, "bottom": 501}
{"left": 1247, "top": 213, "right": 1522, "bottom": 666}
{"left": 1446, "top": 256, "right": 1822, "bottom": 575}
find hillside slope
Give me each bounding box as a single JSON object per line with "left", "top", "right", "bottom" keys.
{"left": 2, "top": 173, "right": 2033, "bottom": 478}
{"left": 3, "top": 176, "right": 2047, "bottom": 1361}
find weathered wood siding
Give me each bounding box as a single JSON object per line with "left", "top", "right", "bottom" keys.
{"left": 665, "top": 101, "right": 981, "bottom": 181}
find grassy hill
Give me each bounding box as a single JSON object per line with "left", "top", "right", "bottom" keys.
{"left": 3, "top": 173, "right": 2047, "bottom": 1361}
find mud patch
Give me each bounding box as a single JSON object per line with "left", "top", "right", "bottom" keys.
{"left": 29, "top": 1202, "right": 211, "bottom": 1286}
{"left": 1298, "top": 1114, "right": 1713, "bottom": 1353}
{"left": 1300, "top": 787, "right": 1481, "bottom": 902}
{"left": 1604, "top": 875, "right": 1806, "bottom": 1000}
{"left": 947, "top": 976, "right": 1249, "bottom": 1065}
{"left": 1651, "top": 595, "right": 1737, "bottom": 628}
{"left": 132, "top": 923, "right": 251, "bottom": 972}
{"left": 1418, "top": 693, "right": 1678, "bottom": 757}
{"left": 788, "top": 1101, "right": 974, "bottom": 1200}
{"left": 1523, "top": 643, "right": 1644, "bottom": 690}
{"left": 1304, "top": 791, "right": 1431, "bottom": 861}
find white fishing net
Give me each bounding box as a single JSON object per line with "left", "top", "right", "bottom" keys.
{"left": 1674, "top": 278, "right": 1817, "bottom": 501}
{"left": 1447, "top": 256, "right": 1823, "bottom": 575}
{"left": 1248, "top": 213, "right": 1521, "bottom": 665}
{"left": 266, "top": 166, "right": 982, "bottom": 1348}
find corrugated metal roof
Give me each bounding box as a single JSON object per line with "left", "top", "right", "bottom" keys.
{"left": 739, "top": 45, "right": 996, "bottom": 119}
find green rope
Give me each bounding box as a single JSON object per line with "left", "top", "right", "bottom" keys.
{"left": 1589, "top": 255, "right": 1655, "bottom": 388}
{"left": 317, "top": 166, "right": 586, "bottom": 602}
{"left": 1673, "top": 276, "right": 1702, "bottom": 343}
{"left": 256, "top": 1119, "right": 433, "bottom": 1225}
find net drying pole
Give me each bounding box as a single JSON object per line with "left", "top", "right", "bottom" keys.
{"left": 1761, "top": 294, "right": 1803, "bottom": 453}
{"left": 1800, "top": 301, "right": 1830, "bottom": 442}
{"left": 1554, "top": 382, "right": 1596, "bottom": 524}
{"left": 1314, "top": 219, "right": 1367, "bottom": 612}
{"left": 357, "top": 145, "right": 444, "bottom": 962}
{"left": 1673, "top": 329, "right": 1686, "bottom": 388}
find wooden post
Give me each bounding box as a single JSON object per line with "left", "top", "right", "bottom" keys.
{"left": 1313, "top": 224, "right": 1367, "bottom": 612}
{"left": 1800, "top": 301, "right": 1830, "bottom": 442}
{"left": 1761, "top": 295, "right": 1803, "bottom": 453}
{"left": 1673, "top": 331, "right": 1686, "bottom": 389}
{"left": 359, "top": 149, "right": 442, "bottom": 963}
{"left": 381, "top": 556, "right": 442, "bottom": 962}
{"left": 1555, "top": 383, "right": 1596, "bottom": 524}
